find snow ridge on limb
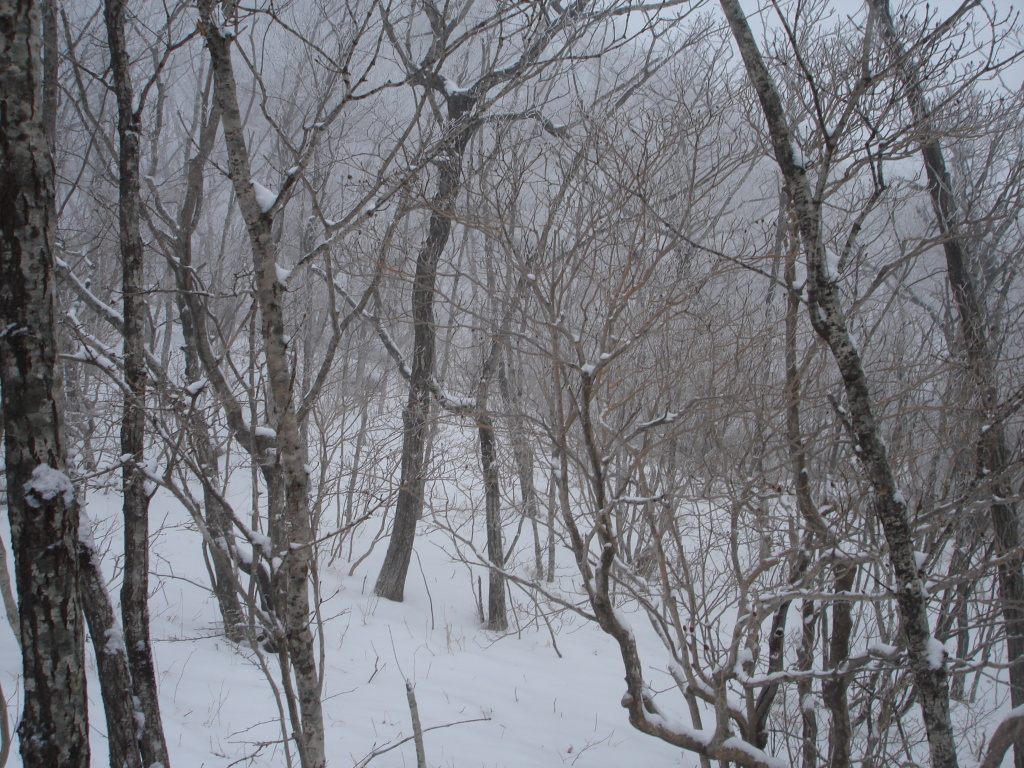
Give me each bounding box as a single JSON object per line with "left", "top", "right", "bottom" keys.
{"left": 561, "top": 363, "right": 786, "bottom": 768}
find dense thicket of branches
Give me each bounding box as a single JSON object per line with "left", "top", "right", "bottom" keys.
{"left": 2, "top": 0, "right": 1024, "bottom": 765}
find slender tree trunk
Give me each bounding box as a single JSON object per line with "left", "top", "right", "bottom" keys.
{"left": 198, "top": 9, "right": 324, "bottom": 765}
{"left": 478, "top": 411, "right": 507, "bottom": 630}
{"left": 104, "top": 1, "right": 171, "bottom": 763}
{"left": 823, "top": 561, "right": 856, "bottom": 768}
{"left": 753, "top": 204, "right": 819, "bottom": 750}
{"left": 798, "top": 599, "right": 818, "bottom": 768}
{"left": 0, "top": 0, "right": 90, "bottom": 762}
{"left": 868, "top": 3, "right": 1024, "bottom": 764}
{"left": 718, "top": 2, "right": 959, "bottom": 765}
{"left": 0, "top": 531, "right": 18, "bottom": 645}
{"left": 498, "top": 352, "right": 544, "bottom": 578}
{"left": 375, "top": 94, "right": 477, "bottom": 601}
{"left": 169, "top": 99, "right": 247, "bottom": 641}
{"left": 78, "top": 532, "right": 144, "bottom": 768}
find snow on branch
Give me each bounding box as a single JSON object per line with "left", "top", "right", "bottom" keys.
{"left": 981, "top": 705, "right": 1024, "bottom": 768}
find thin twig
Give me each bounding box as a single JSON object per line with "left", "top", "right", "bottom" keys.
{"left": 353, "top": 715, "right": 490, "bottom": 767}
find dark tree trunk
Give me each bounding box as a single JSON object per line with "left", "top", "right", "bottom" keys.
{"left": 823, "top": 561, "right": 856, "bottom": 768}
{"left": 0, "top": 0, "right": 90, "bottom": 763}
{"left": 104, "top": 0, "right": 171, "bottom": 762}
{"left": 78, "top": 536, "right": 144, "bottom": 768}
{"left": 375, "top": 94, "right": 477, "bottom": 602}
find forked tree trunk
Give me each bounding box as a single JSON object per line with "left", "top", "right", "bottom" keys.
{"left": 0, "top": 0, "right": 90, "bottom": 763}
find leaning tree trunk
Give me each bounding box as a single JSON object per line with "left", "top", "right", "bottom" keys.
{"left": 198, "top": 8, "right": 325, "bottom": 766}
{"left": 0, "top": 0, "right": 90, "bottom": 763}
{"left": 104, "top": 0, "right": 171, "bottom": 763}
{"left": 78, "top": 532, "right": 144, "bottom": 768}
{"left": 168, "top": 98, "right": 247, "bottom": 641}
{"left": 869, "top": 3, "right": 1024, "bottom": 765}
{"left": 718, "top": 1, "right": 959, "bottom": 765}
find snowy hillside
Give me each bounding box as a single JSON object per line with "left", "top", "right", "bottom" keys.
{"left": 2, "top": 489, "right": 695, "bottom": 768}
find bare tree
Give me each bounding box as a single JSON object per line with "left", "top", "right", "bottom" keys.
{"left": 718, "top": 0, "right": 959, "bottom": 763}
{"left": 103, "top": 0, "right": 175, "bottom": 761}
{"left": 372, "top": 0, "right": 684, "bottom": 601}
{"left": 868, "top": 3, "right": 1024, "bottom": 765}
{"left": 196, "top": 4, "right": 326, "bottom": 763}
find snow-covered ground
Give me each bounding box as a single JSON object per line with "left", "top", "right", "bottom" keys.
{"left": 2, "top": 479, "right": 1016, "bottom": 767}
{"left": 0, "top": 487, "right": 693, "bottom": 768}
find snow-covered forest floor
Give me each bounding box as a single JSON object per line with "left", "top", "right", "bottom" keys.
{"left": 1, "top": 485, "right": 697, "bottom": 768}
{"left": 1, "top": 477, "right": 1017, "bottom": 767}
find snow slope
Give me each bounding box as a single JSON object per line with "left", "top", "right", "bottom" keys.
{"left": 0, "top": 488, "right": 692, "bottom": 768}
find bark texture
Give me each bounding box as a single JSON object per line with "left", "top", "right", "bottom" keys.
{"left": 198, "top": 8, "right": 324, "bottom": 765}
{"left": 478, "top": 411, "right": 507, "bottom": 630}
{"left": 79, "top": 535, "right": 144, "bottom": 768}
{"left": 0, "top": 0, "right": 90, "bottom": 763}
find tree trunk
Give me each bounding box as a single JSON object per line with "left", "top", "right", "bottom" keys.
{"left": 797, "top": 599, "right": 818, "bottom": 768}
{"left": 78, "top": 532, "right": 144, "bottom": 768}
{"left": 375, "top": 93, "right": 477, "bottom": 601}
{"left": 168, "top": 99, "right": 247, "bottom": 642}
{"left": 718, "top": 2, "right": 959, "bottom": 765}
{"left": 868, "top": 3, "right": 1024, "bottom": 764}
{"left": 498, "top": 351, "right": 544, "bottom": 578}
{"left": 198, "top": 10, "right": 325, "bottom": 765}
{"left": 0, "top": 0, "right": 90, "bottom": 762}
{"left": 823, "top": 561, "right": 856, "bottom": 768}
{"left": 104, "top": 0, "right": 171, "bottom": 763}
{"left": 479, "top": 412, "right": 507, "bottom": 630}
